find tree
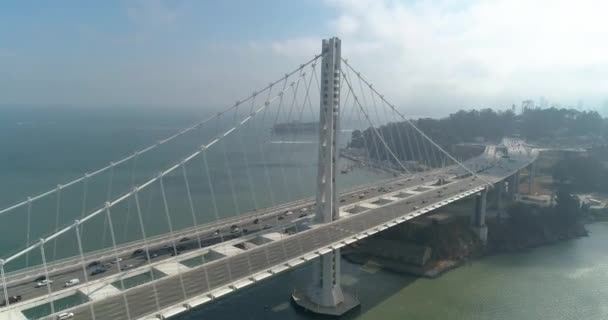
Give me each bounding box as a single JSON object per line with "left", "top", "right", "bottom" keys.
{"left": 554, "top": 184, "right": 581, "bottom": 220}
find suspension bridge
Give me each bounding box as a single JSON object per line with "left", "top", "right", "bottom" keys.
{"left": 0, "top": 37, "right": 537, "bottom": 320}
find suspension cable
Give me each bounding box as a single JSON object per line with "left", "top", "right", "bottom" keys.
{"left": 133, "top": 189, "right": 162, "bottom": 314}
{"left": 104, "top": 205, "right": 132, "bottom": 320}
{"left": 74, "top": 221, "right": 96, "bottom": 320}
{"left": 0, "top": 54, "right": 323, "bottom": 219}
{"left": 2, "top": 67, "right": 307, "bottom": 265}
{"left": 341, "top": 58, "right": 491, "bottom": 186}
{"left": 341, "top": 70, "right": 411, "bottom": 174}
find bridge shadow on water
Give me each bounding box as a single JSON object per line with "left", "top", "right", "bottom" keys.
{"left": 174, "top": 258, "right": 418, "bottom": 320}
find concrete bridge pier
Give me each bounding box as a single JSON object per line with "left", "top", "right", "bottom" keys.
{"left": 528, "top": 161, "right": 536, "bottom": 195}
{"left": 496, "top": 181, "right": 506, "bottom": 222}
{"left": 292, "top": 36, "right": 359, "bottom": 316}
{"left": 508, "top": 170, "right": 520, "bottom": 201}
{"left": 471, "top": 188, "right": 488, "bottom": 244}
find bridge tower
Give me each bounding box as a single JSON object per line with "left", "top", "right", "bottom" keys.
{"left": 292, "top": 37, "right": 360, "bottom": 316}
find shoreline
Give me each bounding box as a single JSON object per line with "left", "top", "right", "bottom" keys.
{"left": 342, "top": 210, "right": 589, "bottom": 279}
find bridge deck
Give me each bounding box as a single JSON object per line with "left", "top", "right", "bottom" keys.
{"left": 0, "top": 146, "right": 536, "bottom": 320}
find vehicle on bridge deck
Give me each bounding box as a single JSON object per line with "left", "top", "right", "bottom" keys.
{"left": 56, "top": 312, "right": 74, "bottom": 319}
{"left": 90, "top": 268, "right": 107, "bottom": 276}
{"left": 64, "top": 278, "right": 80, "bottom": 287}
{"left": 0, "top": 295, "right": 22, "bottom": 306}
{"left": 35, "top": 279, "right": 53, "bottom": 288}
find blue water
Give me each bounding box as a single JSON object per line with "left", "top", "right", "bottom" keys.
{"left": 0, "top": 107, "right": 385, "bottom": 270}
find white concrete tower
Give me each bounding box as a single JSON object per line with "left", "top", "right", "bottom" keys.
{"left": 292, "top": 37, "right": 359, "bottom": 316}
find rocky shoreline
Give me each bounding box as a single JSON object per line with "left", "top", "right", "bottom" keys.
{"left": 342, "top": 208, "right": 588, "bottom": 279}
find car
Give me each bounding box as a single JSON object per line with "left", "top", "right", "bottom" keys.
{"left": 277, "top": 215, "right": 285, "bottom": 220}
{"left": 35, "top": 280, "right": 53, "bottom": 288}
{"left": 413, "top": 206, "right": 419, "bottom": 210}
{"left": 87, "top": 261, "right": 101, "bottom": 268}
{"left": 121, "top": 264, "right": 134, "bottom": 271}
{"left": 299, "top": 213, "right": 307, "bottom": 218}
{"left": 213, "top": 229, "right": 220, "bottom": 235}
{"left": 64, "top": 278, "right": 80, "bottom": 287}
{"left": 34, "top": 275, "right": 46, "bottom": 282}
{"left": 179, "top": 237, "right": 190, "bottom": 242}
{"left": 253, "top": 218, "right": 259, "bottom": 224}
{"left": 56, "top": 312, "right": 74, "bottom": 320}
{"left": 102, "top": 263, "right": 112, "bottom": 269}
{"left": 422, "top": 200, "right": 428, "bottom": 204}
{"left": 358, "top": 194, "right": 365, "bottom": 199}
{"left": 263, "top": 224, "right": 272, "bottom": 230}
{"left": 132, "top": 249, "right": 144, "bottom": 256}
{"left": 230, "top": 226, "right": 240, "bottom": 234}
{"left": 340, "top": 199, "right": 346, "bottom": 203}
{"left": 171, "top": 251, "right": 181, "bottom": 256}
{"left": 90, "top": 268, "right": 107, "bottom": 276}
{"left": 112, "top": 257, "right": 123, "bottom": 264}
{"left": 0, "top": 295, "right": 22, "bottom": 306}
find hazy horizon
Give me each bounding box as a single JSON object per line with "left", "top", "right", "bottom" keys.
{"left": 2, "top": 0, "right": 608, "bottom": 117}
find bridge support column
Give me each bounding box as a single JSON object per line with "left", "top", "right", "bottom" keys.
{"left": 509, "top": 170, "right": 520, "bottom": 200}
{"left": 471, "top": 188, "right": 488, "bottom": 244}
{"left": 292, "top": 37, "right": 359, "bottom": 316}
{"left": 528, "top": 161, "right": 536, "bottom": 195}
{"left": 496, "top": 181, "right": 505, "bottom": 222}
{"left": 497, "top": 182, "right": 504, "bottom": 211}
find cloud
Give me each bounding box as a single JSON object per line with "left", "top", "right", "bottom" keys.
{"left": 126, "top": 0, "right": 179, "bottom": 28}
{"left": 270, "top": 0, "right": 608, "bottom": 116}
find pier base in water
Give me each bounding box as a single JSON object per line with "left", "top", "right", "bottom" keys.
{"left": 291, "top": 289, "right": 360, "bottom": 316}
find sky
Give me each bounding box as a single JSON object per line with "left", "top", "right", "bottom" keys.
{"left": 1, "top": 0, "right": 608, "bottom": 117}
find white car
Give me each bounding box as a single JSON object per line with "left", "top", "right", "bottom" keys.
{"left": 36, "top": 279, "right": 53, "bottom": 288}
{"left": 56, "top": 312, "right": 74, "bottom": 320}
{"left": 64, "top": 278, "right": 80, "bottom": 287}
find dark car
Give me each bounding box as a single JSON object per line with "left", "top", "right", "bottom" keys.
{"left": 132, "top": 249, "right": 144, "bottom": 256}
{"left": 87, "top": 261, "right": 101, "bottom": 268}
{"left": 179, "top": 237, "right": 190, "bottom": 242}
{"left": 253, "top": 218, "right": 259, "bottom": 224}
{"left": 0, "top": 295, "right": 22, "bottom": 307}
{"left": 34, "top": 275, "right": 46, "bottom": 282}
{"left": 90, "top": 268, "right": 107, "bottom": 276}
